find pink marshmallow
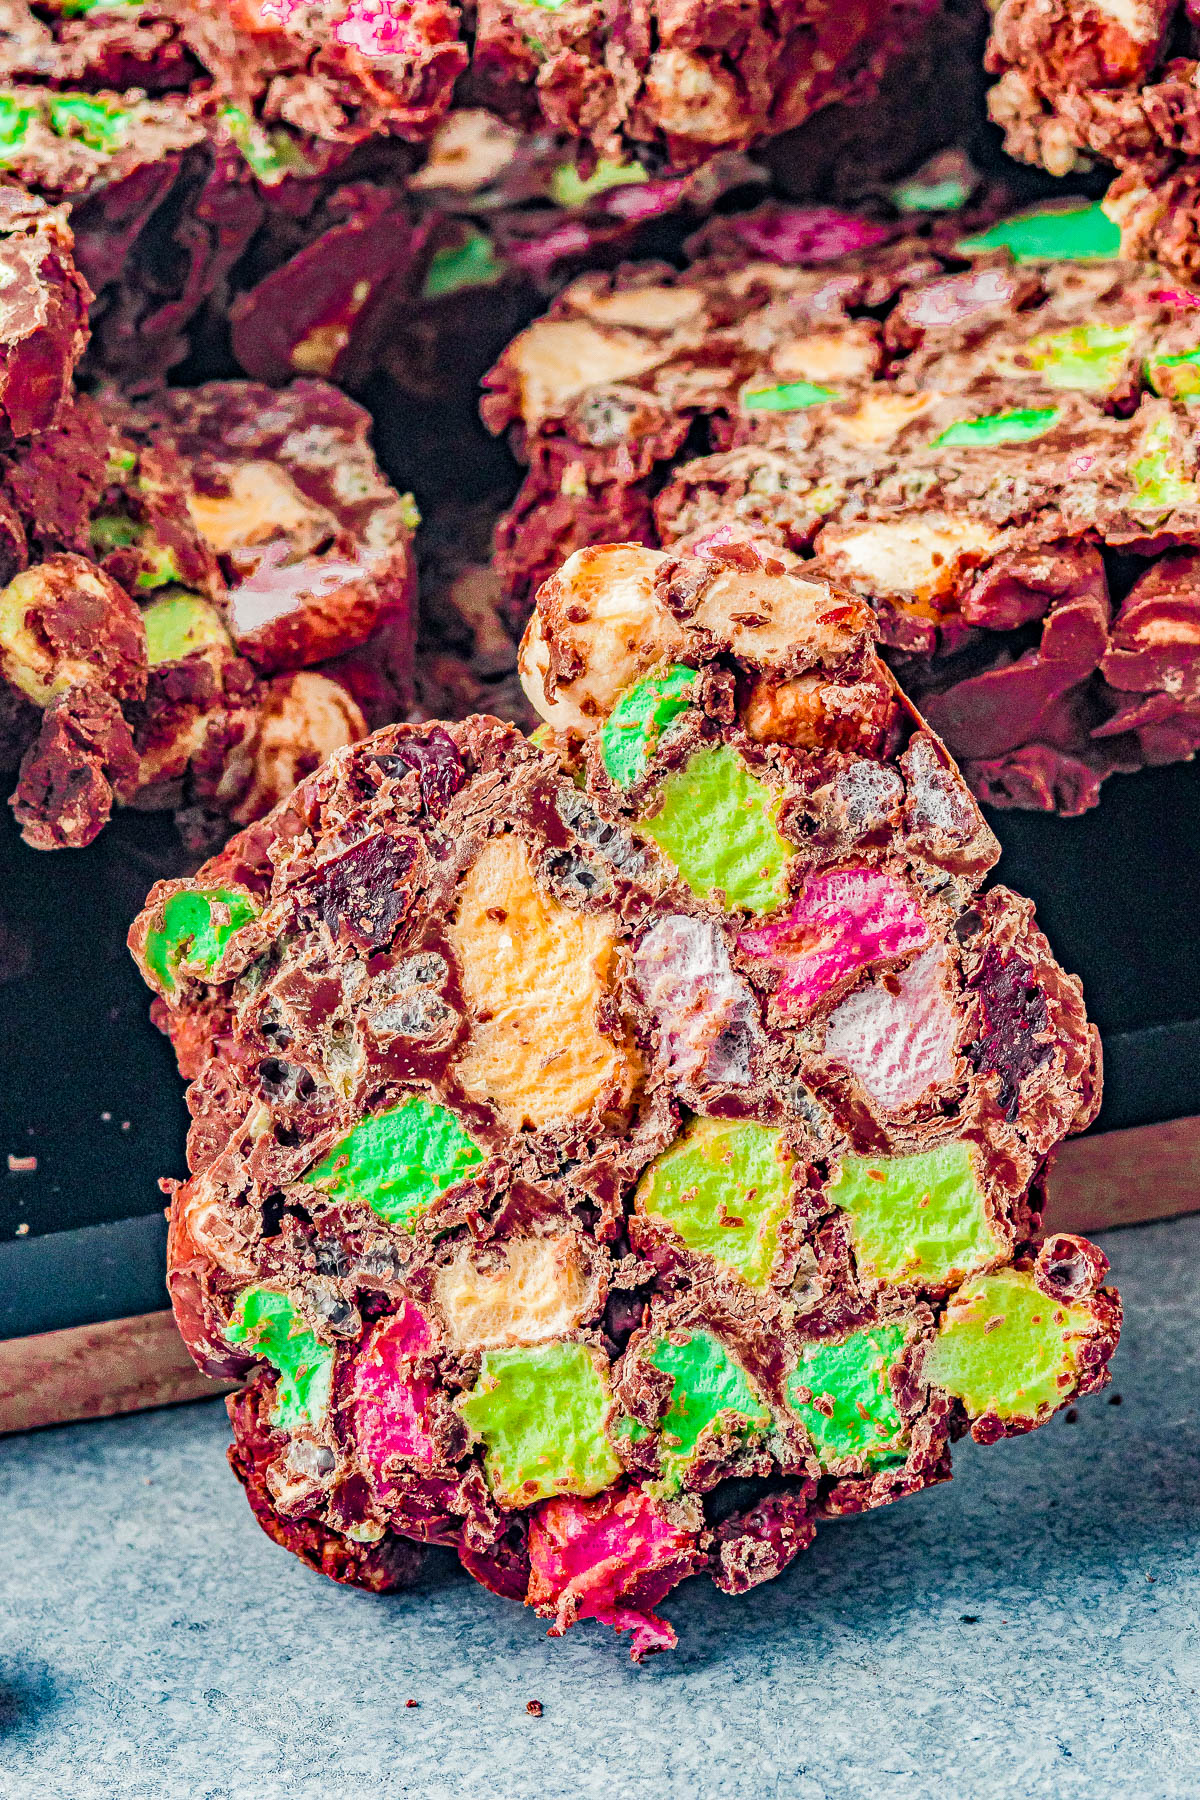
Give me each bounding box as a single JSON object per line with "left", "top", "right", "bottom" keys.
{"left": 823, "top": 944, "right": 957, "bottom": 1108}
{"left": 726, "top": 205, "right": 892, "bottom": 267}
{"left": 1148, "top": 287, "right": 1200, "bottom": 311}
{"left": 600, "top": 179, "right": 687, "bottom": 223}
{"left": 738, "top": 865, "right": 929, "bottom": 1017}
{"left": 527, "top": 1485, "right": 701, "bottom": 1661}
{"left": 351, "top": 1301, "right": 438, "bottom": 1486}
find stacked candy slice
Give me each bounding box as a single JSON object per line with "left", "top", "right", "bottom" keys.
{"left": 131, "top": 540, "right": 1119, "bottom": 1657}
{"left": 484, "top": 195, "right": 1200, "bottom": 813}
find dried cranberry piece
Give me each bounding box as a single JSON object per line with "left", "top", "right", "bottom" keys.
{"left": 965, "top": 944, "right": 1053, "bottom": 1119}
{"left": 305, "top": 833, "right": 417, "bottom": 952}
{"left": 370, "top": 727, "right": 464, "bottom": 817}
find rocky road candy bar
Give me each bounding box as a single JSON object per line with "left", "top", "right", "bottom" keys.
{"left": 132, "top": 541, "right": 1118, "bottom": 1657}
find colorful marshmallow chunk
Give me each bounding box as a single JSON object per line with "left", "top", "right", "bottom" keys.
{"left": 633, "top": 1117, "right": 793, "bottom": 1288}
{"left": 739, "top": 867, "right": 930, "bottom": 1018}
{"left": 924, "top": 1267, "right": 1105, "bottom": 1424}
{"left": 141, "top": 888, "right": 259, "bottom": 995}
{"left": 352, "top": 1303, "right": 439, "bottom": 1481}
{"left": 642, "top": 1329, "right": 774, "bottom": 1491}
{"left": 225, "top": 1289, "right": 335, "bottom": 1432}
{"left": 457, "top": 1342, "right": 622, "bottom": 1506}
{"left": 637, "top": 744, "right": 792, "bottom": 914}
{"left": 786, "top": 1324, "right": 910, "bottom": 1468}
{"left": 829, "top": 1141, "right": 1003, "bottom": 1289}
{"left": 600, "top": 665, "right": 697, "bottom": 789}
{"left": 302, "top": 1095, "right": 484, "bottom": 1227}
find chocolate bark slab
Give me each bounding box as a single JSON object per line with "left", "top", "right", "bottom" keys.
{"left": 0, "top": 4, "right": 983, "bottom": 394}
{"left": 485, "top": 197, "right": 1200, "bottom": 812}
{"left": 130, "top": 541, "right": 1118, "bottom": 1657}
{"left": 984, "top": 0, "right": 1200, "bottom": 286}
{"left": 0, "top": 377, "right": 416, "bottom": 850}
{"left": 0, "top": 7, "right": 431, "bottom": 385}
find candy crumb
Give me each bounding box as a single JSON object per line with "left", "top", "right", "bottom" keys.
{"left": 526, "top": 1701, "right": 544, "bottom": 1718}
{"left": 405, "top": 1700, "right": 418, "bottom": 1709}
{"left": 15, "top": 1222, "right": 29, "bottom": 1235}
{"left": 6, "top": 1154, "right": 36, "bottom": 1173}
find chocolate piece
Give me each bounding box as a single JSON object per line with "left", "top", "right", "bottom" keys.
{"left": 0, "top": 3, "right": 984, "bottom": 399}
{"left": 486, "top": 199, "right": 1200, "bottom": 811}
{"left": 0, "top": 186, "right": 90, "bottom": 441}
{"left": 0, "top": 377, "right": 416, "bottom": 849}
{"left": 0, "top": 10, "right": 429, "bottom": 386}
{"left": 132, "top": 541, "right": 1118, "bottom": 1658}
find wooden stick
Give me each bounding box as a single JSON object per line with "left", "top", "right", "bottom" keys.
{"left": 0, "top": 1309, "right": 233, "bottom": 1436}
{"left": 1045, "top": 1113, "right": 1200, "bottom": 1236}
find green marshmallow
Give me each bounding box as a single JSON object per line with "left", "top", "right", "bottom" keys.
{"left": 635, "top": 1117, "right": 793, "bottom": 1288}
{"left": 0, "top": 96, "right": 35, "bottom": 157}
{"left": 600, "top": 665, "right": 696, "bottom": 788}
{"left": 925, "top": 1267, "right": 1096, "bottom": 1421}
{"left": 786, "top": 1324, "right": 909, "bottom": 1467}
{"left": 90, "top": 514, "right": 140, "bottom": 554}
{"left": 143, "top": 887, "right": 259, "bottom": 995}
{"left": 932, "top": 407, "right": 1061, "bottom": 449}
{"left": 549, "top": 158, "right": 649, "bottom": 208}
{"left": 829, "top": 1141, "right": 1003, "bottom": 1288}
{"left": 141, "top": 591, "right": 231, "bottom": 665}
{"left": 47, "top": 94, "right": 128, "bottom": 154}
{"left": 1146, "top": 345, "right": 1200, "bottom": 401}
{"left": 422, "top": 230, "right": 504, "bottom": 299}
{"left": 645, "top": 1329, "right": 772, "bottom": 1490}
{"left": 1130, "top": 413, "right": 1199, "bottom": 511}
{"left": 58, "top": 0, "right": 145, "bottom": 13}
{"left": 224, "top": 1288, "right": 335, "bottom": 1432}
{"left": 742, "top": 380, "right": 838, "bottom": 413}
{"left": 892, "top": 176, "right": 969, "bottom": 214}
{"left": 956, "top": 203, "right": 1120, "bottom": 263}
{"left": 457, "top": 1342, "right": 622, "bottom": 1505}
{"left": 1004, "top": 322, "right": 1137, "bottom": 392}
{"left": 219, "top": 107, "right": 312, "bottom": 184}
{"left": 638, "top": 744, "right": 791, "bottom": 914}
{"left": 302, "top": 1095, "right": 484, "bottom": 1228}
{"left": 134, "top": 544, "right": 186, "bottom": 591}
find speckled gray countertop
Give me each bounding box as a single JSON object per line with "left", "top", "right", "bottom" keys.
{"left": 2, "top": 1216, "right": 1198, "bottom": 1800}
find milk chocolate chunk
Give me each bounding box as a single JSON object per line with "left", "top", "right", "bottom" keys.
{"left": 134, "top": 543, "right": 1118, "bottom": 1657}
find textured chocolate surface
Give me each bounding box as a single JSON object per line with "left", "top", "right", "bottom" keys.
{"left": 130, "top": 542, "right": 1118, "bottom": 1656}
{"left": 485, "top": 199, "right": 1200, "bottom": 811}
{"left": 170, "top": 0, "right": 941, "bottom": 168}
{"left": 0, "top": 185, "right": 90, "bottom": 441}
